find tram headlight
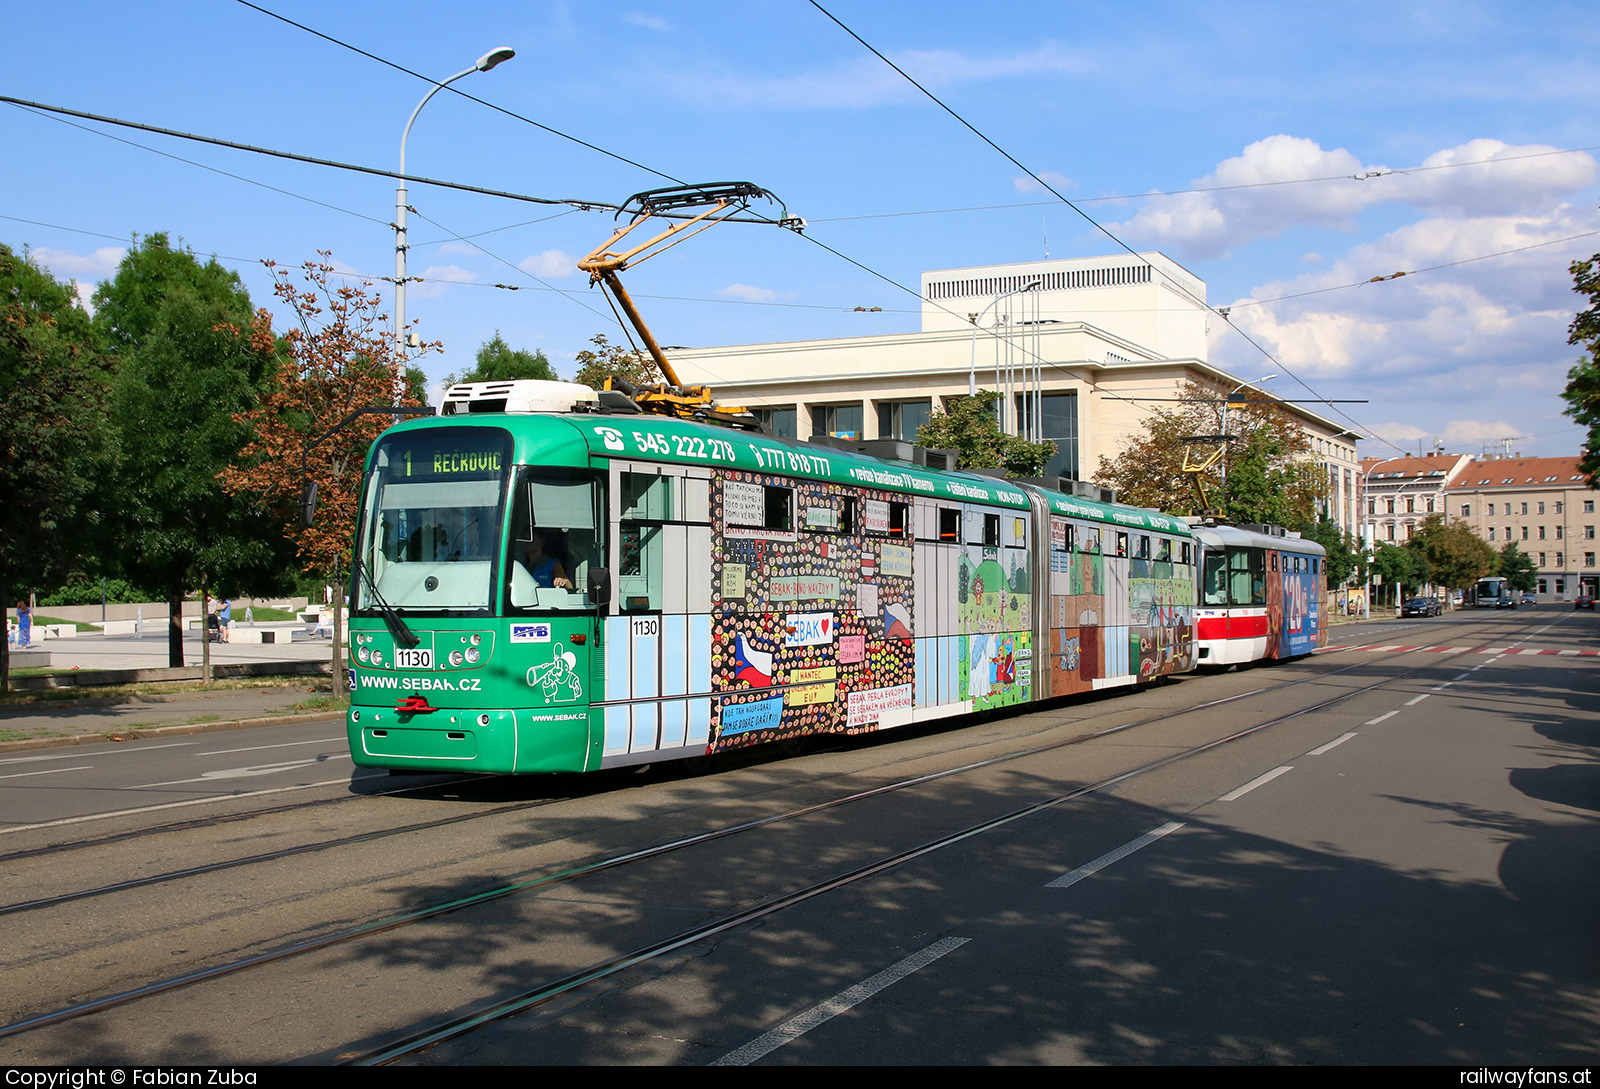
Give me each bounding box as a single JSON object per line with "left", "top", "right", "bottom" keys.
{"left": 449, "top": 651, "right": 464, "bottom": 667}
{"left": 469, "top": 633, "right": 482, "bottom": 646}
{"left": 464, "top": 647, "right": 480, "bottom": 664}
{"left": 357, "top": 646, "right": 370, "bottom": 663}
{"left": 351, "top": 710, "right": 359, "bottom": 723}
{"left": 477, "top": 713, "right": 490, "bottom": 727}
{"left": 371, "top": 650, "right": 384, "bottom": 666}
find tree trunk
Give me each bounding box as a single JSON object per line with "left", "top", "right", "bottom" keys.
{"left": 168, "top": 586, "right": 185, "bottom": 668}
{"left": 1, "top": 580, "right": 9, "bottom": 697}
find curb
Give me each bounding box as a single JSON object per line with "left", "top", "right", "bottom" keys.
{"left": 0, "top": 710, "right": 347, "bottom": 754}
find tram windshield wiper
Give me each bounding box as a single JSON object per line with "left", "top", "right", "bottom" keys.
{"left": 355, "top": 556, "right": 420, "bottom": 649}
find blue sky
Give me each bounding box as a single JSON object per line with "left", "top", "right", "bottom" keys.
{"left": 6, "top": 0, "right": 1599, "bottom": 460}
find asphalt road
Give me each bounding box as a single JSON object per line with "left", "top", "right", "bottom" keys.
{"left": 0, "top": 608, "right": 1593, "bottom": 1066}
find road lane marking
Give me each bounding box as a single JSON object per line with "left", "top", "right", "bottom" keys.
{"left": 1405, "top": 694, "right": 1429, "bottom": 705}
{"left": 0, "top": 765, "right": 93, "bottom": 781}
{"left": 1218, "top": 766, "right": 1294, "bottom": 802}
{"left": 134, "top": 755, "right": 350, "bottom": 789}
{"left": 1307, "top": 733, "right": 1357, "bottom": 755}
{"left": 710, "top": 937, "right": 971, "bottom": 1066}
{"left": 1046, "top": 821, "right": 1186, "bottom": 889}
{"left": 1365, "top": 711, "right": 1399, "bottom": 725}
{"left": 1454, "top": 673, "right": 1470, "bottom": 680}
{"left": 198, "top": 737, "right": 347, "bottom": 756}
{"left": 0, "top": 742, "right": 197, "bottom": 767}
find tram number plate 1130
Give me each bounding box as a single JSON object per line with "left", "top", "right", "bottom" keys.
{"left": 396, "top": 648, "right": 433, "bottom": 670}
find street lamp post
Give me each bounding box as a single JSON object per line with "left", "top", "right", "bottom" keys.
{"left": 1361, "top": 454, "right": 1405, "bottom": 619}
{"left": 394, "top": 46, "right": 516, "bottom": 404}
{"left": 967, "top": 278, "right": 1041, "bottom": 435}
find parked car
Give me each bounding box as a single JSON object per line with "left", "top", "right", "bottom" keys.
{"left": 1402, "top": 597, "right": 1443, "bottom": 617}
{"left": 1577, "top": 594, "right": 1596, "bottom": 610}
{"left": 1522, "top": 592, "right": 1538, "bottom": 605}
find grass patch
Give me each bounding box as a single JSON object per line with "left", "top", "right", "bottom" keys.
{"left": 31, "top": 615, "right": 102, "bottom": 632}
{"left": 238, "top": 606, "right": 301, "bottom": 622}
{"left": 0, "top": 675, "right": 328, "bottom": 705}
{"left": 272, "top": 693, "right": 349, "bottom": 715}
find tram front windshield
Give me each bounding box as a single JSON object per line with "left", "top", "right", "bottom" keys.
{"left": 356, "top": 428, "right": 512, "bottom": 614}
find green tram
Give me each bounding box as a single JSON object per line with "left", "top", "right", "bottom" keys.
{"left": 345, "top": 380, "right": 1197, "bottom": 775}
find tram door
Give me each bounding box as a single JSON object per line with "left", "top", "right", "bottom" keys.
{"left": 600, "top": 460, "right": 714, "bottom": 767}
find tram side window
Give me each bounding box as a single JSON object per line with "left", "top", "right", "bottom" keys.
{"left": 1115, "top": 532, "right": 1129, "bottom": 558}
{"left": 507, "top": 470, "right": 603, "bottom": 612}
{"left": 1181, "top": 542, "right": 1192, "bottom": 565}
{"left": 1155, "top": 538, "right": 1172, "bottom": 563}
{"left": 1202, "top": 551, "right": 1228, "bottom": 606}
{"left": 619, "top": 471, "right": 670, "bottom": 613}
{"left": 1229, "top": 548, "right": 1266, "bottom": 605}
{"left": 839, "top": 497, "right": 857, "bottom": 535}
{"left": 1080, "top": 525, "right": 1101, "bottom": 553}
{"left": 939, "top": 508, "right": 960, "bottom": 541}
{"left": 888, "top": 501, "right": 909, "bottom": 538}
{"left": 983, "top": 514, "right": 1000, "bottom": 548}
{"left": 1136, "top": 535, "right": 1151, "bottom": 559}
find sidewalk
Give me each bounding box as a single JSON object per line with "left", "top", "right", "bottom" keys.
{"left": 1, "top": 628, "right": 345, "bottom": 751}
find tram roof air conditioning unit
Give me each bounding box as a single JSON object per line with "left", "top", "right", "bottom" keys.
{"left": 1071, "top": 481, "right": 1116, "bottom": 505}
{"left": 442, "top": 380, "right": 600, "bottom": 415}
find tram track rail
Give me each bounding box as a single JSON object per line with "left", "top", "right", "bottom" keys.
{"left": 0, "top": 613, "right": 1523, "bottom": 920}
{"left": 0, "top": 622, "right": 1537, "bottom": 1053}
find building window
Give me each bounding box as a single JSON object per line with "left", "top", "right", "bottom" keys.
{"left": 1557, "top": 526, "right": 1564, "bottom": 539}
{"left": 1487, "top": 503, "right": 1495, "bottom": 515}
{"left": 1406, "top": 497, "right": 1415, "bottom": 513}
{"left": 876, "top": 399, "right": 931, "bottom": 443}
{"left": 1386, "top": 524, "right": 1395, "bottom": 541}
{"left": 751, "top": 406, "right": 797, "bottom": 438}
{"left": 1368, "top": 499, "right": 1376, "bottom": 515}
{"left": 1461, "top": 504, "right": 1470, "bottom": 517}
{"left": 1587, "top": 501, "right": 1595, "bottom": 514}
{"left": 1538, "top": 578, "right": 1548, "bottom": 594}
{"left": 1587, "top": 552, "right": 1596, "bottom": 567}
{"left": 1556, "top": 501, "right": 1564, "bottom": 514}
{"left": 1587, "top": 526, "right": 1595, "bottom": 539}
{"left": 1522, "top": 502, "right": 1529, "bottom": 515}
{"left": 812, "top": 403, "right": 863, "bottom": 440}
{"left": 1538, "top": 502, "right": 1546, "bottom": 515}
{"left": 1539, "top": 552, "right": 1547, "bottom": 566}
{"left": 1523, "top": 527, "right": 1530, "bottom": 540}
{"left": 1013, "top": 390, "right": 1080, "bottom": 480}
{"left": 1557, "top": 552, "right": 1564, "bottom": 568}
{"left": 1489, "top": 527, "right": 1496, "bottom": 541}
{"left": 1539, "top": 526, "right": 1547, "bottom": 540}
{"left": 1386, "top": 499, "right": 1395, "bottom": 514}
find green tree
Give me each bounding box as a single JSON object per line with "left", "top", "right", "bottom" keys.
{"left": 1094, "top": 379, "right": 1325, "bottom": 521}
{"left": 224, "top": 255, "right": 432, "bottom": 691}
{"left": 1297, "top": 517, "right": 1359, "bottom": 587}
{"left": 94, "top": 234, "right": 293, "bottom": 669}
{"left": 571, "top": 333, "right": 663, "bottom": 390}
{"left": 446, "top": 331, "right": 554, "bottom": 386}
{"left": 915, "top": 390, "right": 1056, "bottom": 477}
{"left": 1495, "top": 540, "right": 1538, "bottom": 592}
{"left": 1371, "top": 541, "right": 1428, "bottom": 606}
{"left": 1407, "top": 514, "right": 1494, "bottom": 595}
{"left": 1564, "top": 253, "right": 1600, "bottom": 485}
{"left": 0, "top": 244, "right": 115, "bottom": 692}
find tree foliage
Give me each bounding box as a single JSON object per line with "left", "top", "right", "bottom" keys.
{"left": 1564, "top": 253, "right": 1600, "bottom": 485}
{"left": 1094, "top": 379, "right": 1326, "bottom": 523}
{"left": 1495, "top": 540, "right": 1538, "bottom": 592}
{"left": 571, "top": 333, "right": 663, "bottom": 389}
{"left": 223, "top": 255, "right": 432, "bottom": 689}
{"left": 1407, "top": 513, "right": 1494, "bottom": 591}
{"left": 915, "top": 390, "right": 1056, "bottom": 477}
{"left": 446, "top": 331, "right": 554, "bottom": 386}
{"left": 94, "top": 234, "right": 291, "bottom": 668}
{"left": 1297, "top": 517, "right": 1359, "bottom": 587}
{"left": 0, "top": 244, "right": 115, "bottom": 691}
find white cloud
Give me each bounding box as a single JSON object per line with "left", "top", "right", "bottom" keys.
{"left": 1213, "top": 204, "right": 1600, "bottom": 448}
{"left": 437, "top": 240, "right": 482, "bottom": 257}
{"left": 624, "top": 12, "right": 673, "bottom": 32}
{"left": 1013, "top": 170, "right": 1075, "bottom": 194}
{"left": 409, "top": 265, "right": 478, "bottom": 300}
{"left": 31, "top": 245, "right": 124, "bottom": 282}
{"left": 656, "top": 42, "right": 1091, "bottom": 110}
{"left": 519, "top": 250, "right": 579, "bottom": 278}
{"left": 718, "top": 283, "right": 780, "bottom": 302}
{"left": 1111, "top": 136, "right": 1599, "bottom": 260}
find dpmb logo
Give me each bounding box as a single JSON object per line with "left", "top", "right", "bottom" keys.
{"left": 510, "top": 622, "right": 552, "bottom": 643}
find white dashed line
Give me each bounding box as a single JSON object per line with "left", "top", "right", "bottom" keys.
{"left": 1365, "top": 711, "right": 1399, "bottom": 725}
{"left": 710, "top": 937, "right": 971, "bottom": 1066}
{"left": 1045, "top": 821, "right": 1187, "bottom": 889}
{"left": 1307, "top": 732, "right": 1357, "bottom": 756}
{"left": 1218, "top": 766, "right": 1295, "bottom": 801}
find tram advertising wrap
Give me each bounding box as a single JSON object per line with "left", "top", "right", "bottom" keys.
{"left": 343, "top": 381, "right": 1321, "bottom": 777}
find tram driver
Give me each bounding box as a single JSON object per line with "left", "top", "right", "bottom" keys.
{"left": 515, "top": 527, "right": 574, "bottom": 590}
